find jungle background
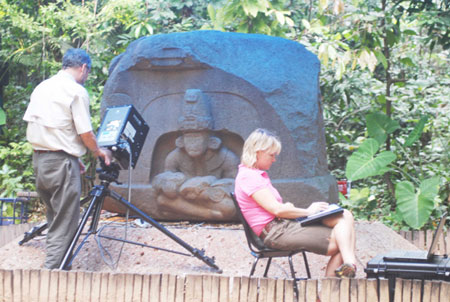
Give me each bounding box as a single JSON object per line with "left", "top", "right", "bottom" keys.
{"left": 0, "top": 0, "right": 448, "bottom": 231}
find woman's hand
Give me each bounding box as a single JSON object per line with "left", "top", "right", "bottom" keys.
{"left": 306, "top": 202, "right": 329, "bottom": 216}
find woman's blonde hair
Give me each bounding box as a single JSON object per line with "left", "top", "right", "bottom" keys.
{"left": 241, "top": 128, "right": 281, "bottom": 168}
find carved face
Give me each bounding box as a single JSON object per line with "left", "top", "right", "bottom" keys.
{"left": 182, "top": 132, "right": 209, "bottom": 158}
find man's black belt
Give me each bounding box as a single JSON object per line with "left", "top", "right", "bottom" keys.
{"left": 33, "top": 149, "right": 64, "bottom": 154}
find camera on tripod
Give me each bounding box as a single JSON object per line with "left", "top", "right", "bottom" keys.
{"left": 21, "top": 104, "right": 220, "bottom": 272}
{"left": 97, "top": 104, "right": 149, "bottom": 170}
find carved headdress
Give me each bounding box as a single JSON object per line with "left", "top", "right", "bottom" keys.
{"left": 178, "top": 89, "right": 213, "bottom": 132}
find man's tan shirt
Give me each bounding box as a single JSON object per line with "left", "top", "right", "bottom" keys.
{"left": 23, "top": 70, "right": 93, "bottom": 157}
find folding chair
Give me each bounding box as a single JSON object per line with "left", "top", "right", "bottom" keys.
{"left": 230, "top": 192, "right": 311, "bottom": 296}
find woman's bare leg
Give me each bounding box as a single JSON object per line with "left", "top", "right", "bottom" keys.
{"left": 324, "top": 210, "right": 357, "bottom": 266}
{"left": 325, "top": 251, "right": 343, "bottom": 277}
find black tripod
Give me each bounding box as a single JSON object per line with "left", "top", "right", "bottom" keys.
{"left": 22, "top": 162, "right": 221, "bottom": 272}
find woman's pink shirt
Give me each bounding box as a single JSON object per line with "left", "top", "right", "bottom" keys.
{"left": 234, "top": 164, "right": 282, "bottom": 236}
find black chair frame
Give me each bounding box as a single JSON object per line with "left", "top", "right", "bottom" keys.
{"left": 230, "top": 193, "right": 311, "bottom": 296}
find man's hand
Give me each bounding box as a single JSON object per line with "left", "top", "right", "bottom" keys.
{"left": 78, "top": 159, "right": 86, "bottom": 174}
{"left": 79, "top": 131, "right": 113, "bottom": 165}
{"left": 95, "top": 148, "right": 112, "bottom": 165}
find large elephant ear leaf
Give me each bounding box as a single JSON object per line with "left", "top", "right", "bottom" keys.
{"left": 366, "top": 112, "right": 400, "bottom": 145}
{"left": 395, "top": 177, "right": 440, "bottom": 229}
{"left": 345, "top": 138, "right": 396, "bottom": 181}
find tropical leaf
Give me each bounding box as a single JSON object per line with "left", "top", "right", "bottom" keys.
{"left": 366, "top": 112, "right": 400, "bottom": 145}
{"left": 345, "top": 138, "right": 396, "bottom": 181}
{"left": 242, "top": 0, "right": 267, "bottom": 17}
{"left": 340, "top": 187, "right": 370, "bottom": 207}
{"left": 395, "top": 177, "right": 440, "bottom": 229}
{"left": 0, "top": 107, "right": 5, "bottom": 126}
{"left": 400, "top": 57, "right": 415, "bottom": 67}
{"left": 374, "top": 50, "right": 388, "bottom": 69}
{"left": 404, "top": 115, "right": 428, "bottom": 147}
{"left": 207, "top": 3, "right": 215, "bottom": 21}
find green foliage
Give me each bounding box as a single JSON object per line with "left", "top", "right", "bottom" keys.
{"left": 1, "top": 202, "right": 22, "bottom": 224}
{"left": 307, "top": 0, "right": 450, "bottom": 229}
{"left": 0, "top": 107, "right": 5, "bottom": 126}
{"left": 206, "top": 0, "right": 294, "bottom": 35}
{"left": 404, "top": 115, "right": 428, "bottom": 147}
{"left": 366, "top": 113, "right": 400, "bottom": 146}
{"left": 407, "top": 0, "right": 450, "bottom": 50}
{"left": 0, "top": 82, "right": 35, "bottom": 201}
{"left": 1, "top": 84, "right": 34, "bottom": 145}
{"left": 339, "top": 187, "right": 374, "bottom": 220}
{"left": 0, "top": 165, "right": 25, "bottom": 197}
{"left": 0, "top": 141, "right": 34, "bottom": 197}
{"left": 343, "top": 109, "right": 446, "bottom": 229}
{"left": 345, "top": 138, "right": 396, "bottom": 181}
{"left": 395, "top": 177, "right": 441, "bottom": 229}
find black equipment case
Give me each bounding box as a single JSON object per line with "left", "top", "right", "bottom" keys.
{"left": 366, "top": 254, "right": 450, "bottom": 281}
{"left": 365, "top": 254, "right": 450, "bottom": 300}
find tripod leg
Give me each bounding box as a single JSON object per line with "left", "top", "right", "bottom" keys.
{"left": 58, "top": 193, "right": 104, "bottom": 270}
{"left": 18, "top": 196, "right": 92, "bottom": 246}
{"left": 109, "top": 190, "right": 222, "bottom": 272}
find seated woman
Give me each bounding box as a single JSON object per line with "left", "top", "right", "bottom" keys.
{"left": 234, "top": 128, "right": 357, "bottom": 278}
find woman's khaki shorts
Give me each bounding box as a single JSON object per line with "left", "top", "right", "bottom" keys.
{"left": 263, "top": 219, "right": 332, "bottom": 255}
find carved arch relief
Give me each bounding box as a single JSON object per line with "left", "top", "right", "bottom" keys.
{"left": 145, "top": 91, "right": 258, "bottom": 182}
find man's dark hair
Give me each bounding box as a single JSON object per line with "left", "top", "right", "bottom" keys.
{"left": 62, "top": 48, "right": 92, "bottom": 70}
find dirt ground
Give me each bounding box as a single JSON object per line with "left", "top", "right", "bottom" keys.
{"left": 0, "top": 214, "right": 419, "bottom": 279}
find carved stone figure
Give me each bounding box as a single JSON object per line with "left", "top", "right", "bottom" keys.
{"left": 101, "top": 31, "right": 340, "bottom": 222}
{"left": 151, "top": 89, "right": 239, "bottom": 221}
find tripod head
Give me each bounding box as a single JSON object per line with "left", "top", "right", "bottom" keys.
{"left": 96, "top": 160, "right": 121, "bottom": 183}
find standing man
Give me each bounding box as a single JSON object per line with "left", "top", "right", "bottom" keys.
{"left": 23, "top": 48, "right": 112, "bottom": 269}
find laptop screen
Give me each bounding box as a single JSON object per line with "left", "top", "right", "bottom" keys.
{"left": 427, "top": 212, "right": 448, "bottom": 260}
